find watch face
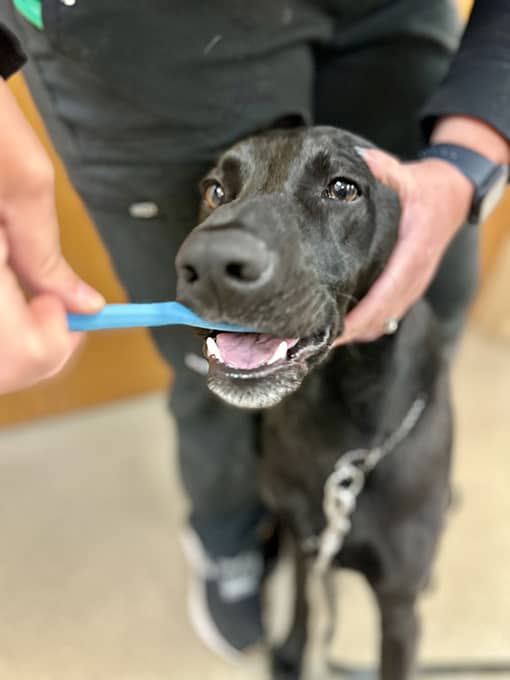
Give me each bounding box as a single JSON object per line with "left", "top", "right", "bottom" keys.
{"left": 479, "top": 166, "right": 509, "bottom": 223}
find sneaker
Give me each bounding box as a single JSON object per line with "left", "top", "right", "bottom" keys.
{"left": 181, "top": 526, "right": 273, "bottom": 660}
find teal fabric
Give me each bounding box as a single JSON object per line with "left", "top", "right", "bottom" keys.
{"left": 13, "top": 0, "right": 42, "bottom": 30}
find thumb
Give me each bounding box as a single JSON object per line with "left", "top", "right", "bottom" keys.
{"left": 6, "top": 184, "right": 105, "bottom": 313}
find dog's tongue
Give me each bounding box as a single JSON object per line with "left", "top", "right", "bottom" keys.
{"left": 215, "top": 333, "right": 298, "bottom": 369}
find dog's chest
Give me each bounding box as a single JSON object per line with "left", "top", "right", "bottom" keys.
{"left": 259, "top": 358, "right": 432, "bottom": 553}
{"left": 260, "top": 386, "right": 380, "bottom": 543}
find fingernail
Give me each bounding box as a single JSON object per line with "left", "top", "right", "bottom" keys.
{"left": 354, "top": 145, "right": 368, "bottom": 158}
{"left": 76, "top": 281, "right": 106, "bottom": 309}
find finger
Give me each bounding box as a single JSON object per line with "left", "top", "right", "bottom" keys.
{"left": 356, "top": 147, "right": 410, "bottom": 199}
{"left": 335, "top": 235, "right": 428, "bottom": 345}
{"left": 0, "top": 227, "right": 34, "bottom": 327}
{"left": 28, "top": 294, "right": 84, "bottom": 378}
{"left": 0, "top": 230, "right": 81, "bottom": 390}
{"left": 6, "top": 186, "right": 105, "bottom": 313}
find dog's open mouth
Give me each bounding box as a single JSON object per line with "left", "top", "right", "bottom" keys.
{"left": 203, "top": 329, "right": 331, "bottom": 378}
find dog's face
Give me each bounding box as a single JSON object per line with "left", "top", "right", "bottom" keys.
{"left": 176, "top": 126, "right": 400, "bottom": 408}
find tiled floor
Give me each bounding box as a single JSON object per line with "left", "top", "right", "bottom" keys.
{"left": 0, "top": 326, "right": 509, "bottom": 680}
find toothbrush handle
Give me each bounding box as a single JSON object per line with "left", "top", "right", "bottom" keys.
{"left": 67, "top": 302, "right": 253, "bottom": 333}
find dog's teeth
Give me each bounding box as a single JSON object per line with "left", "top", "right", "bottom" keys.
{"left": 206, "top": 337, "right": 222, "bottom": 361}
{"left": 268, "top": 341, "right": 288, "bottom": 365}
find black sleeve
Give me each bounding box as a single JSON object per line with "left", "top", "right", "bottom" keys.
{"left": 421, "top": 0, "right": 510, "bottom": 142}
{"left": 0, "top": 22, "right": 26, "bottom": 79}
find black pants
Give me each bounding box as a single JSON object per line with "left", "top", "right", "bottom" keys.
{"left": 3, "top": 0, "right": 477, "bottom": 555}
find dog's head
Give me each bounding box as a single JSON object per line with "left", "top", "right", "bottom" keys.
{"left": 176, "top": 126, "right": 400, "bottom": 408}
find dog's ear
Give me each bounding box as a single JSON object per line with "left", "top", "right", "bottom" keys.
{"left": 268, "top": 113, "right": 307, "bottom": 131}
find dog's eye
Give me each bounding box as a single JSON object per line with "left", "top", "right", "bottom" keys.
{"left": 324, "top": 178, "right": 360, "bottom": 202}
{"left": 203, "top": 181, "right": 225, "bottom": 209}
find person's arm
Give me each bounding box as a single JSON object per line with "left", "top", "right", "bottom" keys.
{"left": 422, "top": 0, "right": 510, "bottom": 146}
{"left": 0, "top": 23, "right": 104, "bottom": 394}
{"left": 336, "top": 1, "right": 510, "bottom": 345}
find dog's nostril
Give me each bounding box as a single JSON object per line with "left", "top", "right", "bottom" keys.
{"left": 183, "top": 264, "right": 199, "bottom": 283}
{"left": 225, "top": 262, "right": 243, "bottom": 279}
{"left": 225, "top": 261, "right": 250, "bottom": 281}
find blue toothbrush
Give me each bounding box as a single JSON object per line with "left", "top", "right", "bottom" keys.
{"left": 67, "top": 301, "right": 255, "bottom": 333}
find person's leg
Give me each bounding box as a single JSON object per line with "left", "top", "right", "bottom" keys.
{"left": 2, "top": 0, "right": 326, "bottom": 654}
{"left": 314, "top": 0, "right": 478, "bottom": 350}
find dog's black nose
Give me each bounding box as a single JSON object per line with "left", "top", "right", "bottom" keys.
{"left": 176, "top": 229, "right": 276, "bottom": 308}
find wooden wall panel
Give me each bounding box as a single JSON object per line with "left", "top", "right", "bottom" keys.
{"left": 480, "top": 192, "right": 510, "bottom": 279}
{"left": 458, "top": 0, "right": 473, "bottom": 19}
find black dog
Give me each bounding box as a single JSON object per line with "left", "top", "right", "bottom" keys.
{"left": 176, "top": 127, "right": 452, "bottom": 680}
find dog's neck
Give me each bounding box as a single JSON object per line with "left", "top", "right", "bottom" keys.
{"left": 316, "top": 302, "right": 441, "bottom": 439}
{"left": 324, "top": 337, "right": 405, "bottom": 437}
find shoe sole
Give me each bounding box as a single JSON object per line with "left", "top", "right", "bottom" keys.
{"left": 180, "top": 528, "right": 244, "bottom": 663}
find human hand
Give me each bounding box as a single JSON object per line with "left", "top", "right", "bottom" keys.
{"left": 0, "top": 80, "right": 104, "bottom": 394}
{"left": 335, "top": 115, "right": 510, "bottom": 346}
{"left": 333, "top": 147, "right": 473, "bottom": 345}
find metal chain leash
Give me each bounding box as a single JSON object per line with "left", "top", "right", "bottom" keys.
{"left": 313, "top": 395, "right": 427, "bottom": 573}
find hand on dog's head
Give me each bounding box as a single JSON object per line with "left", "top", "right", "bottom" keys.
{"left": 176, "top": 126, "right": 400, "bottom": 409}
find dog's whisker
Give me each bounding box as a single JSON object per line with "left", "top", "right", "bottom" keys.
{"left": 337, "top": 291, "right": 360, "bottom": 305}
